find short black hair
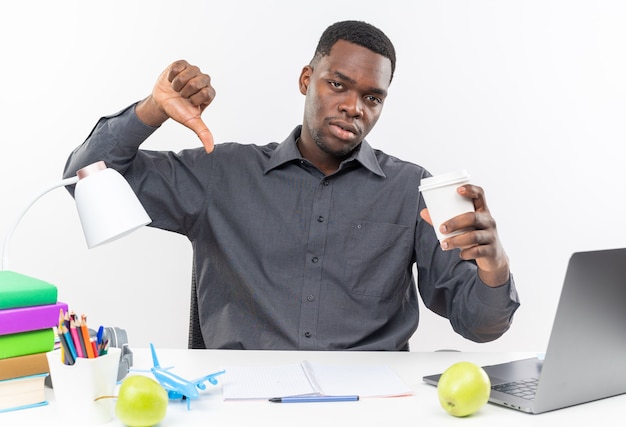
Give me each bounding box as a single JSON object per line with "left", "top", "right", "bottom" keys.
{"left": 311, "top": 20, "right": 396, "bottom": 82}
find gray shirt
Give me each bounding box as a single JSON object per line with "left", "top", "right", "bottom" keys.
{"left": 64, "top": 103, "right": 519, "bottom": 351}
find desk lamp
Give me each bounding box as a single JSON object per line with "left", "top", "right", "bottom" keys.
{"left": 1, "top": 160, "right": 151, "bottom": 281}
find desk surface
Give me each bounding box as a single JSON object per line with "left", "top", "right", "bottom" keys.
{"left": 1, "top": 349, "right": 621, "bottom": 426}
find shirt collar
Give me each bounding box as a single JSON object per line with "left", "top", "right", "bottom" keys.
{"left": 264, "top": 126, "right": 386, "bottom": 178}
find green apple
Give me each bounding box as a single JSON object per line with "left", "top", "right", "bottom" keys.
{"left": 437, "top": 361, "right": 491, "bottom": 417}
{"left": 115, "top": 375, "right": 168, "bottom": 427}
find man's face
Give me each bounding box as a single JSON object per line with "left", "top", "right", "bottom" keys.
{"left": 299, "top": 40, "right": 392, "bottom": 160}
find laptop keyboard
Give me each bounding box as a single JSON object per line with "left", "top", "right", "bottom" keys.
{"left": 491, "top": 378, "right": 539, "bottom": 400}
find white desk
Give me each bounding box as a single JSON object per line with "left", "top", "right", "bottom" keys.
{"left": 1, "top": 349, "right": 620, "bottom": 426}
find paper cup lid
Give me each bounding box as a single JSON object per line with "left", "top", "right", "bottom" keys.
{"left": 419, "top": 170, "right": 470, "bottom": 192}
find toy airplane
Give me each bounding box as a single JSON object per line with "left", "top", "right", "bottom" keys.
{"left": 148, "top": 342, "right": 225, "bottom": 410}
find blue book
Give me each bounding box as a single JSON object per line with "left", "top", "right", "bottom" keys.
{"left": 0, "top": 373, "right": 48, "bottom": 412}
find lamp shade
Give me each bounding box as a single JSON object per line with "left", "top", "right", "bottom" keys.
{"left": 74, "top": 161, "right": 152, "bottom": 249}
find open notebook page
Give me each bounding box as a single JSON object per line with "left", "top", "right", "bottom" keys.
{"left": 222, "top": 363, "right": 319, "bottom": 399}
{"left": 221, "top": 360, "right": 411, "bottom": 400}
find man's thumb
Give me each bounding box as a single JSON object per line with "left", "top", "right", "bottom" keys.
{"left": 420, "top": 208, "right": 433, "bottom": 226}
{"left": 185, "top": 117, "right": 214, "bottom": 153}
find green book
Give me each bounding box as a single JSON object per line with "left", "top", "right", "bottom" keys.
{"left": 0, "top": 329, "right": 55, "bottom": 360}
{"left": 0, "top": 271, "right": 58, "bottom": 310}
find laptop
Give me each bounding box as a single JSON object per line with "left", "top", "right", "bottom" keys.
{"left": 423, "top": 248, "right": 626, "bottom": 414}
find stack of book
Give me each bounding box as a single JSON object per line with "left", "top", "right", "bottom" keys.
{"left": 0, "top": 270, "right": 68, "bottom": 413}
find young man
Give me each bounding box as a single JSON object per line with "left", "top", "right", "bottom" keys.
{"left": 64, "top": 20, "right": 519, "bottom": 350}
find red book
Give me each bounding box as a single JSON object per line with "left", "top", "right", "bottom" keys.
{"left": 0, "top": 302, "right": 68, "bottom": 336}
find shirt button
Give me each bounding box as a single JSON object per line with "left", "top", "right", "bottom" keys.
{"left": 307, "top": 295, "right": 315, "bottom": 302}
{"left": 304, "top": 332, "right": 312, "bottom": 338}
{"left": 322, "top": 180, "right": 329, "bottom": 186}
{"left": 317, "top": 216, "right": 324, "bottom": 223}
{"left": 311, "top": 257, "right": 319, "bottom": 263}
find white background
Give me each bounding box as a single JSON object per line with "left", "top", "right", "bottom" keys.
{"left": 1, "top": 1, "right": 624, "bottom": 353}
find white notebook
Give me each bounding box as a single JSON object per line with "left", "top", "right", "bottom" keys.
{"left": 221, "top": 360, "right": 412, "bottom": 400}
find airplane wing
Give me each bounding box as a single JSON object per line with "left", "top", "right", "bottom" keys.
{"left": 150, "top": 342, "right": 161, "bottom": 368}
{"left": 191, "top": 369, "right": 226, "bottom": 389}
{"left": 148, "top": 343, "right": 220, "bottom": 410}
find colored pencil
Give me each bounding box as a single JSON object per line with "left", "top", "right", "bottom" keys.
{"left": 69, "top": 319, "right": 85, "bottom": 358}
{"left": 57, "top": 331, "right": 75, "bottom": 365}
{"left": 91, "top": 340, "right": 98, "bottom": 358}
{"left": 60, "top": 324, "right": 78, "bottom": 361}
{"left": 79, "top": 316, "right": 95, "bottom": 358}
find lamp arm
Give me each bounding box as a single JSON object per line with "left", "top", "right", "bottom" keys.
{"left": 1, "top": 176, "right": 79, "bottom": 271}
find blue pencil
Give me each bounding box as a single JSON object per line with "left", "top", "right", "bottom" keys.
{"left": 61, "top": 324, "right": 78, "bottom": 361}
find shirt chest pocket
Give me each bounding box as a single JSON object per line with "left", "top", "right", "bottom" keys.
{"left": 343, "top": 221, "right": 412, "bottom": 299}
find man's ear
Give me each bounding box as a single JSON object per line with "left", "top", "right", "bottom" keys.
{"left": 299, "top": 65, "right": 313, "bottom": 95}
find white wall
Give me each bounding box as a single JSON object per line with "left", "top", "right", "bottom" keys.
{"left": 1, "top": 1, "right": 625, "bottom": 352}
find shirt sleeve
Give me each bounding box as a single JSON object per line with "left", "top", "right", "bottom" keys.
{"left": 415, "top": 201, "right": 520, "bottom": 343}
{"left": 63, "top": 102, "right": 211, "bottom": 236}
{"left": 63, "top": 102, "right": 157, "bottom": 183}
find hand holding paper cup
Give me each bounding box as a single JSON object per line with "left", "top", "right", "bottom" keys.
{"left": 419, "top": 170, "right": 475, "bottom": 242}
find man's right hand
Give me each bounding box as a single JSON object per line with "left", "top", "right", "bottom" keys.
{"left": 136, "top": 60, "right": 216, "bottom": 153}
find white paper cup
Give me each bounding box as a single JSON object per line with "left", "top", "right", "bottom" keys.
{"left": 46, "top": 347, "right": 120, "bottom": 426}
{"left": 419, "top": 170, "right": 474, "bottom": 242}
